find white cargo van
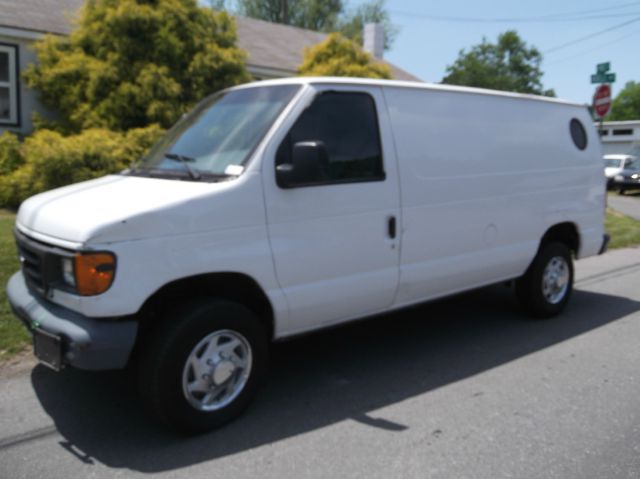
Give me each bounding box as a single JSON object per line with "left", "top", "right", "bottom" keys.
{"left": 7, "top": 78, "right": 608, "bottom": 433}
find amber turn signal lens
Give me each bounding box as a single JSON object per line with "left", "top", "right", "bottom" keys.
{"left": 75, "top": 253, "right": 116, "bottom": 296}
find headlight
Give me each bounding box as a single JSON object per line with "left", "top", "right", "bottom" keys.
{"left": 61, "top": 257, "right": 76, "bottom": 287}
{"left": 632, "top": 174, "right": 639, "bottom": 179}
{"left": 60, "top": 252, "right": 116, "bottom": 296}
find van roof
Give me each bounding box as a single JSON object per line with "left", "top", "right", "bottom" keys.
{"left": 604, "top": 154, "right": 637, "bottom": 160}
{"left": 232, "top": 76, "right": 584, "bottom": 108}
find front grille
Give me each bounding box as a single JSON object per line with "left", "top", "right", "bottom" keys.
{"left": 14, "top": 229, "right": 71, "bottom": 297}
{"left": 16, "top": 237, "right": 46, "bottom": 294}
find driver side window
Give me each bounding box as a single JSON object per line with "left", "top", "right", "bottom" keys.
{"left": 276, "top": 91, "right": 385, "bottom": 186}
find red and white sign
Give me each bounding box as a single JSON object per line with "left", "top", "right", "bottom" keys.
{"left": 593, "top": 84, "right": 611, "bottom": 119}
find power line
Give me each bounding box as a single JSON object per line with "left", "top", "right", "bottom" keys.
{"left": 543, "top": 16, "right": 640, "bottom": 53}
{"left": 389, "top": 11, "right": 640, "bottom": 23}
{"left": 389, "top": 3, "right": 640, "bottom": 23}
{"left": 536, "top": 1, "right": 640, "bottom": 19}
{"left": 545, "top": 28, "right": 640, "bottom": 65}
{"left": 388, "top": 11, "right": 640, "bottom": 23}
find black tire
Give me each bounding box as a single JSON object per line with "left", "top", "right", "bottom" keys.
{"left": 619, "top": 188, "right": 625, "bottom": 195}
{"left": 138, "top": 299, "right": 268, "bottom": 434}
{"left": 515, "top": 242, "right": 574, "bottom": 319}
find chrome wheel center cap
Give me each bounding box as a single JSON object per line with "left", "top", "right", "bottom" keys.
{"left": 542, "top": 256, "right": 570, "bottom": 304}
{"left": 182, "top": 330, "right": 253, "bottom": 412}
{"left": 212, "top": 360, "right": 235, "bottom": 385}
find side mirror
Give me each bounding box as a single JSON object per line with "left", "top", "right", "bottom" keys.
{"left": 276, "top": 141, "right": 329, "bottom": 188}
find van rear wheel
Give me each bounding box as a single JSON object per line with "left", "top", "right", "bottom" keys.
{"left": 515, "top": 242, "right": 573, "bottom": 318}
{"left": 138, "top": 299, "right": 268, "bottom": 434}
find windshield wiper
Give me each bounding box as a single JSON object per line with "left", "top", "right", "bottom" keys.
{"left": 164, "top": 153, "right": 201, "bottom": 180}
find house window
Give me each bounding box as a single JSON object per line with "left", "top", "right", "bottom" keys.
{"left": 612, "top": 129, "right": 633, "bottom": 136}
{"left": 0, "top": 44, "right": 19, "bottom": 126}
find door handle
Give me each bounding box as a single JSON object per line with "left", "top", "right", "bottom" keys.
{"left": 388, "top": 216, "right": 396, "bottom": 239}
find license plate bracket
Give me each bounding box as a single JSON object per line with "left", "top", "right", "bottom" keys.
{"left": 33, "top": 328, "right": 63, "bottom": 371}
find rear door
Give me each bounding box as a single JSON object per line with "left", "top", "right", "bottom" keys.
{"left": 262, "top": 84, "right": 401, "bottom": 336}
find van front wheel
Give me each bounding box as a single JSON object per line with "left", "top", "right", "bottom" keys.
{"left": 515, "top": 242, "right": 574, "bottom": 318}
{"left": 138, "top": 299, "right": 268, "bottom": 434}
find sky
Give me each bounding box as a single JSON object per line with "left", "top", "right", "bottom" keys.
{"left": 352, "top": 0, "right": 640, "bottom": 105}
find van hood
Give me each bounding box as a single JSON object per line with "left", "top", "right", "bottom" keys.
{"left": 618, "top": 168, "right": 640, "bottom": 177}
{"left": 604, "top": 167, "right": 622, "bottom": 178}
{"left": 16, "top": 175, "right": 253, "bottom": 245}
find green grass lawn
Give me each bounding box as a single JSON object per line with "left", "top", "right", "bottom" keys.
{"left": 0, "top": 208, "right": 639, "bottom": 363}
{"left": 606, "top": 208, "right": 640, "bottom": 249}
{"left": 0, "top": 210, "right": 28, "bottom": 361}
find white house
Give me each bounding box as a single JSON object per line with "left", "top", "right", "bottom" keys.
{"left": 597, "top": 120, "right": 640, "bottom": 156}
{"left": 0, "top": 0, "right": 420, "bottom": 136}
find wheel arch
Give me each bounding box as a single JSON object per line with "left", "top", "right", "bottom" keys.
{"left": 131, "top": 272, "right": 275, "bottom": 359}
{"left": 539, "top": 222, "right": 580, "bottom": 256}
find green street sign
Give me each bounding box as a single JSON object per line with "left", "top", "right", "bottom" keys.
{"left": 591, "top": 63, "right": 616, "bottom": 84}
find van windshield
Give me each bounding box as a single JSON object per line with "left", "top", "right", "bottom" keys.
{"left": 605, "top": 159, "right": 622, "bottom": 168}
{"left": 130, "top": 85, "right": 300, "bottom": 180}
{"left": 626, "top": 159, "right": 639, "bottom": 170}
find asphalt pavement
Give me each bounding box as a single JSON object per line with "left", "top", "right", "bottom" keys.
{"left": 1, "top": 247, "right": 640, "bottom": 478}
{"left": 608, "top": 192, "right": 640, "bottom": 220}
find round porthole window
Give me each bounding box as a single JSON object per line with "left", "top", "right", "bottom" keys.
{"left": 570, "top": 119, "right": 587, "bottom": 150}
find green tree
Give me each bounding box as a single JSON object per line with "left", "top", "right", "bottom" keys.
{"left": 237, "top": 0, "right": 343, "bottom": 31}
{"left": 236, "top": 0, "right": 398, "bottom": 50}
{"left": 442, "top": 30, "right": 555, "bottom": 96}
{"left": 0, "top": 132, "right": 23, "bottom": 175}
{"left": 298, "top": 32, "right": 391, "bottom": 79}
{"left": 24, "top": 0, "right": 250, "bottom": 133}
{"left": 0, "top": 126, "right": 163, "bottom": 208}
{"left": 608, "top": 81, "right": 640, "bottom": 121}
{"left": 208, "top": 0, "right": 228, "bottom": 9}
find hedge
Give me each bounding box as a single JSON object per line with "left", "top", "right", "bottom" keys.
{"left": 0, "top": 125, "right": 164, "bottom": 209}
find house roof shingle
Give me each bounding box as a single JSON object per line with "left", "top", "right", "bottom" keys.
{"left": 235, "top": 16, "right": 420, "bottom": 81}
{"left": 236, "top": 16, "right": 325, "bottom": 75}
{"left": 0, "top": 0, "right": 82, "bottom": 35}
{"left": 0, "top": 0, "right": 420, "bottom": 81}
